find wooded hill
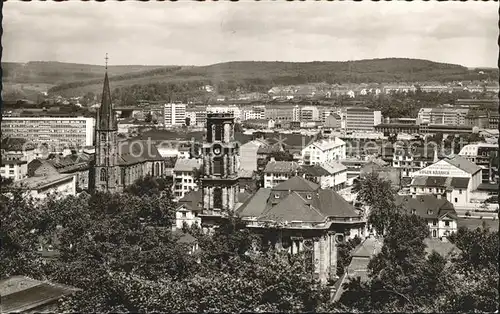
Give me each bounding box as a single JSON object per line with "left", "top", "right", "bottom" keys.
{"left": 3, "top": 59, "right": 498, "bottom": 98}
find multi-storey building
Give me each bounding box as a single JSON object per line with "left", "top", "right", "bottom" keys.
{"left": 263, "top": 160, "right": 301, "bottom": 188}
{"left": 344, "top": 107, "right": 382, "bottom": 132}
{"left": 430, "top": 108, "right": 468, "bottom": 125}
{"left": 301, "top": 138, "right": 346, "bottom": 166}
{"left": 410, "top": 156, "right": 482, "bottom": 207}
{"left": 172, "top": 159, "right": 202, "bottom": 199}
{"left": 0, "top": 160, "right": 28, "bottom": 181}
{"left": 396, "top": 195, "right": 458, "bottom": 239}
{"left": 459, "top": 143, "right": 498, "bottom": 183}
{"left": 300, "top": 106, "right": 320, "bottom": 121}
{"left": 392, "top": 146, "right": 436, "bottom": 179}
{"left": 265, "top": 105, "right": 294, "bottom": 122}
{"left": 206, "top": 105, "right": 241, "bottom": 121}
{"left": 1, "top": 117, "right": 94, "bottom": 151}
{"left": 164, "top": 102, "right": 187, "bottom": 127}
{"left": 242, "top": 105, "right": 266, "bottom": 121}
{"left": 199, "top": 113, "right": 241, "bottom": 225}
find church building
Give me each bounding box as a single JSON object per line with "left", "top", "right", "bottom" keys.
{"left": 90, "top": 71, "right": 166, "bottom": 193}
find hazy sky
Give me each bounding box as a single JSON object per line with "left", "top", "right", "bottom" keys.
{"left": 3, "top": 1, "right": 498, "bottom": 68}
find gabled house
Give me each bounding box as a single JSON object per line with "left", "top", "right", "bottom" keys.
{"left": 175, "top": 190, "right": 203, "bottom": 229}
{"left": 396, "top": 194, "right": 458, "bottom": 238}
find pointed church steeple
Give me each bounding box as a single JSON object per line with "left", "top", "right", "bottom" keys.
{"left": 97, "top": 55, "right": 117, "bottom": 131}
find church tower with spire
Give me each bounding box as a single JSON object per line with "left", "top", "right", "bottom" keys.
{"left": 92, "top": 56, "right": 119, "bottom": 192}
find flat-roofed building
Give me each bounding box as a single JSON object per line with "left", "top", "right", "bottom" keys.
{"left": 1, "top": 117, "right": 95, "bottom": 151}
{"left": 164, "top": 102, "right": 187, "bottom": 127}
{"left": 344, "top": 107, "right": 382, "bottom": 132}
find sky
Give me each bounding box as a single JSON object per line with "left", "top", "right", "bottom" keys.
{"left": 3, "top": 1, "right": 498, "bottom": 68}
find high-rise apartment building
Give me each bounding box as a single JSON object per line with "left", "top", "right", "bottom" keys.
{"left": 164, "top": 102, "right": 187, "bottom": 127}
{"left": 344, "top": 107, "right": 382, "bottom": 132}
{"left": 1, "top": 117, "right": 95, "bottom": 151}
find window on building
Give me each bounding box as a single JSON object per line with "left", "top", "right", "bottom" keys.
{"left": 214, "top": 125, "right": 223, "bottom": 141}
{"left": 213, "top": 157, "right": 223, "bottom": 176}
{"left": 100, "top": 168, "right": 107, "bottom": 182}
{"left": 213, "top": 187, "right": 223, "bottom": 209}
{"left": 445, "top": 221, "right": 450, "bottom": 227}
{"left": 432, "top": 220, "right": 437, "bottom": 226}
{"left": 428, "top": 210, "right": 433, "bottom": 215}
{"left": 459, "top": 189, "right": 462, "bottom": 195}
{"left": 182, "top": 212, "right": 187, "bottom": 218}
{"left": 155, "top": 163, "right": 160, "bottom": 176}
{"left": 429, "top": 188, "right": 432, "bottom": 192}
{"left": 454, "top": 198, "right": 458, "bottom": 203}
{"left": 432, "top": 230, "right": 437, "bottom": 238}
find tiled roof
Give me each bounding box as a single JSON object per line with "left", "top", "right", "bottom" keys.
{"left": 1, "top": 159, "right": 27, "bottom": 166}
{"left": 321, "top": 161, "right": 347, "bottom": 174}
{"left": 301, "top": 165, "right": 330, "bottom": 177}
{"left": 314, "top": 189, "right": 360, "bottom": 218}
{"left": 264, "top": 161, "right": 300, "bottom": 174}
{"left": 272, "top": 176, "right": 319, "bottom": 191}
{"left": 116, "top": 140, "right": 165, "bottom": 166}
{"left": 13, "top": 174, "right": 74, "bottom": 190}
{"left": 237, "top": 188, "right": 272, "bottom": 218}
{"left": 0, "top": 276, "right": 80, "bottom": 313}
{"left": 424, "top": 238, "right": 460, "bottom": 257}
{"left": 445, "top": 155, "right": 482, "bottom": 174}
{"left": 411, "top": 176, "right": 470, "bottom": 189}
{"left": 173, "top": 158, "right": 202, "bottom": 172}
{"left": 238, "top": 177, "right": 359, "bottom": 224}
{"left": 395, "top": 195, "right": 457, "bottom": 219}
{"left": 310, "top": 138, "right": 345, "bottom": 151}
{"left": 177, "top": 190, "right": 202, "bottom": 212}
{"left": 258, "top": 192, "right": 325, "bottom": 223}
{"left": 450, "top": 177, "right": 470, "bottom": 189}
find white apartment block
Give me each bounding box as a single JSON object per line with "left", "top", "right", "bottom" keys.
{"left": 418, "top": 108, "right": 469, "bottom": 126}
{"left": 1, "top": 117, "right": 95, "bottom": 151}
{"left": 301, "top": 138, "right": 346, "bottom": 166}
{"left": 344, "top": 107, "right": 382, "bottom": 132}
{"left": 300, "top": 106, "right": 320, "bottom": 121}
{"left": 164, "top": 103, "right": 187, "bottom": 127}
{"left": 206, "top": 105, "right": 242, "bottom": 120}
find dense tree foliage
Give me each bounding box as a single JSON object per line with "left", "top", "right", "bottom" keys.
{"left": 1, "top": 177, "right": 329, "bottom": 313}
{"left": 353, "top": 172, "right": 401, "bottom": 234}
